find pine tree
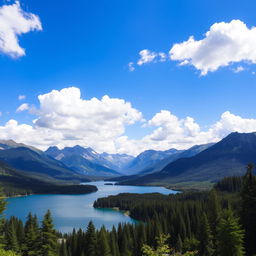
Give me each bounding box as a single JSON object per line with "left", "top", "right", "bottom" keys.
{"left": 70, "top": 228, "right": 78, "bottom": 256}
{"left": 119, "top": 227, "right": 132, "bottom": 256}
{"left": 16, "top": 219, "right": 24, "bottom": 250}
{"left": 0, "top": 187, "right": 6, "bottom": 217}
{"left": 241, "top": 163, "right": 256, "bottom": 256}
{"left": 142, "top": 234, "right": 171, "bottom": 256}
{"left": 5, "top": 220, "right": 19, "bottom": 253}
{"left": 76, "top": 228, "right": 84, "bottom": 256}
{"left": 182, "top": 236, "right": 199, "bottom": 253}
{"left": 59, "top": 241, "right": 68, "bottom": 256}
{"left": 0, "top": 187, "right": 7, "bottom": 248}
{"left": 176, "top": 234, "right": 183, "bottom": 253}
{"left": 0, "top": 248, "right": 20, "bottom": 256}
{"left": 216, "top": 209, "right": 244, "bottom": 256}
{"left": 97, "top": 226, "right": 111, "bottom": 256}
{"left": 207, "top": 189, "right": 220, "bottom": 255}
{"left": 136, "top": 223, "right": 146, "bottom": 255}
{"left": 109, "top": 228, "right": 120, "bottom": 256}
{"left": 199, "top": 213, "right": 213, "bottom": 256}
{"left": 85, "top": 221, "right": 97, "bottom": 256}
{"left": 24, "top": 213, "right": 40, "bottom": 256}
{"left": 40, "top": 210, "right": 58, "bottom": 256}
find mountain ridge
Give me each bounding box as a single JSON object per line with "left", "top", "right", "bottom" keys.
{"left": 118, "top": 132, "right": 256, "bottom": 186}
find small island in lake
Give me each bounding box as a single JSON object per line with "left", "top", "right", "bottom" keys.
{"left": 104, "top": 182, "right": 114, "bottom": 185}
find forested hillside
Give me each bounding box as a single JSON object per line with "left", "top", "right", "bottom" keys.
{"left": 0, "top": 161, "right": 97, "bottom": 197}
{"left": 1, "top": 164, "right": 256, "bottom": 255}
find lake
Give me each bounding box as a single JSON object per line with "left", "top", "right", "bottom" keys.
{"left": 5, "top": 181, "right": 176, "bottom": 233}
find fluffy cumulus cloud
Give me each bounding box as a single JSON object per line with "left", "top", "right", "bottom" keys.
{"left": 0, "top": 1, "right": 42, "bottom": 57}
{"left": 115, "top": 111, "right": 256, "bottom": 155}
{"left": 132, "top": 20, "right": 256, "bottom": 75}
{"left": 137, "top": 50, "right": 166, "bottom": 65}
{"left": 170, "top": 20, "right": 256, "bottom": 75}
{"left": 137, "top": 49, "right": 158, "bottom": 65}
{"left": 1, "top": 87, "right": 143, "bottom": 153}
{"left": 1, "top": 87, "right": 256, "bottom": 155}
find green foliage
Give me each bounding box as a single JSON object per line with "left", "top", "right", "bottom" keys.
{"left": 198, "top": 213, "right": 213, "bottom": 256}
{"left": 5, "top": 220, "right": 19, "bottom": 252}
{"left": 23, "top": 213, "right": 40, "bottom": 256}
{"left": 182, "top": 237, "right": 199, "bottom": 253}
{"left": 85, "top": 221, "right": 97, "bottom": 256}
{"left": 216, "top": 209, "right": 244, "bottom": 256}
{"left": 97, "top": 227, "right": 111, "bottom": 256}
{"left": 0, "top": 188, "right": 6, "bottom": 216}
{"left": 142, "top": 234, "right": 198, "bottom": 256}
{"left": 0, "top": 249, "right": 20, "bottom": 256}
{"left": 214, "top": 176, "right": 243, "bottom": 193}
{"left": 241, "top": 164, "right": 256, "bottom": 256}
{"left": 40, "top": 210, "right": 58, "bottom": 256}
{"left": 0, "top": 187, "right": 7, "bottom": 247}
{"left": 59, "top": 241, "right": 68, "bottom": 256}
{"left": 142, "top": 234, "right": 171, "bottom": 256}
{"left": 3, "top": 166, "right": 256, "bottom": 256}
{"left": 207, "top": 189, "right": 221, "bottom": 255}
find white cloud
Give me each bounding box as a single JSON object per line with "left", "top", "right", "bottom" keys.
{"left": 159, "top": 52, "right": 167, "bottom": 62}
{"left": 170, "top": 20, "right": 256, "bottom": 75}
{"left": 233, "top": 66, "right": 245, "bottom": 73}
{"left": 1, "top": 87, "right": 256, "bottom": 155}
{"left": 30, "top": 87, "right": 142, "bottom": 153}
{"left": 128, "top": 62, "right": 135, "bottom": 71}
{"left": 132, "top": 49, "right": 167, "bottom": 68}
{"left": 115, "top": 111, "right": 256, "bottom": 155}
{"left": 137, "top": 49, "right": 157, "bottom": 65}
{"left": 16, "top": 103, "right": 29, "bottom": 112}
{"left": 18, "top": 95, "right": 26, "bottom": 100}
{"left": 0, "top": 1, "right": 42, "bottom": 57}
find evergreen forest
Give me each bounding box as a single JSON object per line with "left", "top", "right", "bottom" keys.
{"left": 1, "top": 165, "right": 256, "bottom": 256}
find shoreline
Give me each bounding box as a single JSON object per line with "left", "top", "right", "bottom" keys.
{"left": 97, "top": 206, "right": 131, "bottom": 217}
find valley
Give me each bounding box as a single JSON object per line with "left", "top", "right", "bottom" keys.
{"left": 5, "top": 181, "right": 175, "bottom": 233}
{"left": 1, "top": 132, "right": 256, "bottom": 255}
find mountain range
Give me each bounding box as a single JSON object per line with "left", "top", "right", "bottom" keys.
{"left": 135, "top": 143, "right": 215, "bottom": 176}
{"left": 119, "top": 132, "right": 256, "bottom": 186}
{"left": 45, "top": 146, "right": 133, "bottom": 177}
{"left": 1, "top": 132, "right": 256, "bottom": 193}
{"left": 124, "top": 148, "right": 183, "bottom": 174}
{"left": 0, "top": 141, "right": 89, "bottom": 183}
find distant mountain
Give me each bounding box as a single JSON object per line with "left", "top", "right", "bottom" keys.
{"left": 119, "top": 132, "right": 256, "bottom": 185}
{"left": 45, "top": 146, "right": 123, "bottom": 177}
{"left": 140, "top": 143, "right": 215, "bottom": 175}
{"left": 0, "top": 142, "right": 89, "bottom": 182}
{"left": 124, "top": 148, "right": 183, "bottom": 174}
{"left": 100, "top": 152, "right": 134, "bottom": 173}
{"left": 0, "top": 139, "right": 41, "bottom": 153}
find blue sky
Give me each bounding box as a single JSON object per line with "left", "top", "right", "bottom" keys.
{"left": 1, "top": 0, "right": 256, "bottom": 155}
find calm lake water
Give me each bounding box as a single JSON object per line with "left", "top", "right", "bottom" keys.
{"left": 5, "top": 181, "right": 176, "bottom": 233}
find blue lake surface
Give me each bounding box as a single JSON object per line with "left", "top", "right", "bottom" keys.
{"left": 5, "top": 181, "right": 176, "bottom": 233}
